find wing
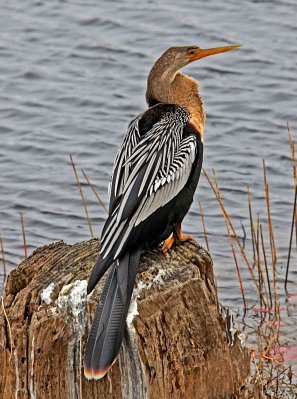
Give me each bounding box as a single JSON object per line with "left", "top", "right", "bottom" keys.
{"left": 108, "top": 113, "right": 143, "bottom": 213}
{"left": 101, "top": 104, "right": 197, "bottom": 261}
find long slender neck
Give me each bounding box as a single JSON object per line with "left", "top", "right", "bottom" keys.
{"left": 146, "top": 67, "right": 206, "bottom": 136}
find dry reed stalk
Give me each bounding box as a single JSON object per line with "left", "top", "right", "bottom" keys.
{"left": 81, "top": 169, "right": 108, "bottom": 214}
{"left": 1, "top": 296, "right": 12, "bottom": 360}
{"left": 260, "top": 224, "right": 273, "bottom": 307}
{"left": 247, "top": 186, "right": 256, "bottom": 264}
{"left": 242, "top": 318, "right": 296, "bottom": 398}
{"left": 240, "top": 221, "right": 246, "bottom": 246}
{"left": 198, "top": 201, "right": 210, "bottom": 253}
{"left": 262, "top": 160, "right": 278, "bottom": 313}
{"left": 266, "top": 365, "right": 291, "bottom": 386}
{"left": 0, "top": 235, "right": 6, "bottom": 283}
{"left": 287, "top": 122, "right": 297, "bottom": 247}
{"left": 258, "top": 354, "right": 284, "bottom": 368}
{"left": 206, "top": 168, "right": 267, "bottom": 306}
{"left": 263, "top": 160, "right": 277, "bottom": 266}
{"left": 255, "top": 214, "right": 270, "bottom": 308}
{"left": 211, "top": 170, "right": 247, "bottom": 308}
{"left": 20, "top": 212, "right": 27, "bottom": 258}
{"left": 285, "top": 183, "right": 297, "bottom": 290}
{"left": 229, "top": 235, "right": 247, "bottom": 309}
{"left": 70, "top": 154, "right": 94, "bottom": 239}
{"left": 256, "top": 213, "right": 262, "bottom": 308}
{"left": 285, "top": 123, "right": 297, "bottom": 289}
{"left": 287, "top": 122, "right": 296, "bottom": 185}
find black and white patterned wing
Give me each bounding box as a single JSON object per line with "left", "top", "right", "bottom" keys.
{"left": 108, "top": 114, "right": 143, "bottom": 213}
{"left": 101, "top": 106, "right": 198, "bottom": 261}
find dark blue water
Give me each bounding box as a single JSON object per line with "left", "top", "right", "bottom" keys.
{"left": 1, "top": 0, "right": 297, "bottom": 373}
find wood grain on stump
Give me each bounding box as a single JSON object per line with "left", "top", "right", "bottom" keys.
{"left": 0, "top": 239, "right": 250, "bottom": 399}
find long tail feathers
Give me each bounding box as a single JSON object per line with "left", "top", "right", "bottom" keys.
{"left": 87, "top": 255, "right": 109, "bottom": 295}
{"left": 84, "top": 250, "right": 140, "bottom": 380}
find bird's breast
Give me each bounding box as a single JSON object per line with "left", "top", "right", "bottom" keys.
{"left": 188, "top": 104, "right": 205, "bottom": 142}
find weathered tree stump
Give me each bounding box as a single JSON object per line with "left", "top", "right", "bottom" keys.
{"left": 0, "top": 239, "right": 249, "bottom": 399}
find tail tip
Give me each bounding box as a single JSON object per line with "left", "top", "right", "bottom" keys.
{"left": 84, "top": 366, "right": 110, "bottom": 380}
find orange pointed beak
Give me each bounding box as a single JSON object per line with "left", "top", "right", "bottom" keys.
{"left": 189, "top": 45, "right": 241, "bottom": 62}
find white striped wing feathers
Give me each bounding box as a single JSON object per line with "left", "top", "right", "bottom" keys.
{"left": 102, "top": 107, "right": 197, "bottom": 260}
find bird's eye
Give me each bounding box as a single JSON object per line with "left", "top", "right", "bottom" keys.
{"left": 189, "top": 50, "right": 195, "bottom": 55}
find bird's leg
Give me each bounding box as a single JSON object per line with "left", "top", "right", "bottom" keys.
{"left": 173, "top": 222, "right": 194, "bottom": 242}
{"left": 162, "top": 223, "right": 194, "bottom": 253}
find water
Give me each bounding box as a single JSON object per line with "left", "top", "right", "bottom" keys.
{"left": 0, "top": 0, "right": 297, "bottom": 374}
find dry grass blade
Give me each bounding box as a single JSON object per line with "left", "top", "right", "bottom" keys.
{"left": 70, "top": 154, "right": 94, "bottom": 239}
{"left": 240, "top": 220, "right": 246, "bottom": 246}
{"left": 285, "top": 123, "right": 297, "bottom": 289}
{"left": 211, "top": 170, "right": 247, "bottom": 308}
{"left": 255, "top": 214, "right": 269, "bottom": 308}
{"left": 228, "top": 230, "right": 247, "bottom": 309}
{"left": 203, "top": 168, "right": 266, "bottom": 306}
{"left": 287, "top": 122, "right": 296, "bottom": 185}
{"left": 263, "top": 160, "right": 278, "bottom": 312}
{"left": 285, "top": 182, "right": 297, "bottom": 290}
{"left": 287, "top": 122, "right": 297, "bottom": 248}
{"left": 0, "top": 235, "right": 6, "bottom": 283}
{"left": 20, "top": 212, "right": 27, "bottom": 258}
{"left": 247, "top": 186, "right": 256, "bottom": 264}
{"left": 260, "top": 223, "right": 273, "bottom": 307}
{"left": 81, "top": 169, "right": 108, "bottom": 215}
{"left": 198, "top": 201, "right": 210, "bottom": 252}
{"left": 263, "top": 160, "right": 277, "bottom": 267}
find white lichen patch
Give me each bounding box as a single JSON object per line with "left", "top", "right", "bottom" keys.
{"left": 126, "top": 280, "right": 146, "bottom": 327}
{"left": 126, "top": 298, "right": 139, "bottom": 327}
{"left": 126, "top": 268, "right": 168, "bottom": 327}
{"left": 57, "top": 279, "right": 88, "bottom": 331}
{"left": 56, "top": 279, "right": 88, "bottom": 399}
{"left": 40, "top": 282, "right": 55, "bottom": 304}
{"left": 122, "top": 281, "right": 148, "bottom": 399}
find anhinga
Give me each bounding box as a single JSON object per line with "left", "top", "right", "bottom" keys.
{"left": 84, "top": 44, "right": 240, "bottom": 379}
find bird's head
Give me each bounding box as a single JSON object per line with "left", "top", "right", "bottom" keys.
{"left": 154, "top": 44, "right": 241, "bottom": 73}
{"left": 146, "top": 44, "right": 240, "bottom": 106}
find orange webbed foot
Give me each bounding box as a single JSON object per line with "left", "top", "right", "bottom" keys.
{"left": 174, "top": 223, "right": 194, "bottom": 243}
{"left": 176, "top": 233, "right": 194, "bottom": 242}
{"left": 162, "top": 224, "right": 195, "bottom": 254}
{"left": 162, "top": 235, "right": 175, "bottom": 253}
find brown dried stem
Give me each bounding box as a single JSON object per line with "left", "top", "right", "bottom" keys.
{"left": 211, "top": 170, "right": 247, "bottom": 308}
{"left": 263, "top": 160, "right": 277, "bottom": 267}
{"left": 198, "top": 201, "right": 210, "bottom": 253}
{"left": 285, "top": 123, "right": 297, "bottom": 289}
{"left": 287, "top": 122, "right": 296, "bottom": 186}
{"left": 260, "top": 224, "right": 273, "bottom": 307}
{"left": 255, "top": 214, "right": 270, "bottom": 307}
{"left": 70, "top": 154, "right": 94, "bottom": 239}
{"left": 247, "top": 186, "right": 256, "bottom": 265}
{"left": 81, "top": 169, "right": 108, "bottom": 215}
{"left": 285, "top": 183, "right": 297, "bottom": 290}
{"left": 205, "top": 168, "right": 266, "bottom": 306}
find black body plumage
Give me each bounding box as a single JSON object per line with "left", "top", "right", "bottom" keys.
{"left": 84, "top": 103, "right": 203, "bottom": 379}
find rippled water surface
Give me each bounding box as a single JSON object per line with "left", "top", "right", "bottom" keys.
{"left": 1, "top": 0, "right": 297, "bottom": 374}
